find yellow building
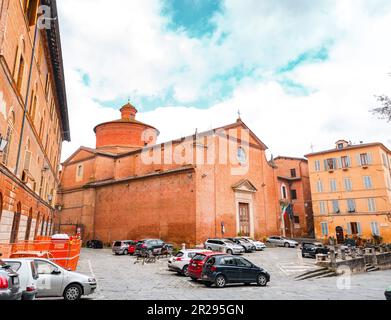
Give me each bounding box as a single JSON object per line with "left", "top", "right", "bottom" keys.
{"left": 305, "top": 140, "right": 391, "bottom": 244}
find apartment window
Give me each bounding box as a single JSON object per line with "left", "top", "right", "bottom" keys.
{"left": 290, "top": 190, "right": 297, "bottom": 200}
{"left": 329, "top": 179, "right": 337, "bottom": 192}
{"left": 344, "top": 178, "right": 353, "bottom": 191}
{"left": 316, "top": 180, "right": 323, "bottom": 193}
{"left": 320, "top": 222, "right": 329, "bottom": 236}
{"left": 325, "top": 158, "right": 337, "bottom": 170}
{"left": 319, "top": 201, "right": 327, "bottom": 215}
{"left": 294, "top": 216, "right": 300, "bottom": 224}
{"left": 290, "top": 169, "right": 296, "bottom": 178}
{"left": 363, "top": 176, "right": 373, "bottom": 189}
{"left": 368, "top": 198, "right": 376, "bottom": 212}
{"left": 314, "top": 160, "right": 321, "bottom": 172}
{"left": 341, "top": 156, "right": 351, "bottom": 168}
{"left": 347, "top": 222, "right": 361, "bottom": 236}
{"left": 347, "top": 199, "right": 356, "bottom": 213}
{"left": 337, "top": 143, "right": 344, "bottom": 150}
{"left": 382, "top": 153, "right": 389, "bottom": 168}
{"left": 359, "top": 153, "right": 371, "bottom": 166}
{"left": 370, "top": 222, "right": 380, "bottom": 236}
{"left": 332, "top": 200, "right": 340, "bottom": 214}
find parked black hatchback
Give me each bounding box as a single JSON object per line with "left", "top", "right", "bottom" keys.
{"left": 301, "top": 242, "right": 329, "bottom": 258}
{"left": 201, "top": 255, "right": 270, "bottom": 288}
{"left": 135, "top": 239, "right": 166, "bottom": 256}
{"left": 86, "top": 240, "right": 104, "bottom": 249}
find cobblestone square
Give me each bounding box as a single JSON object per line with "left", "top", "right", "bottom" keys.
{"left": 68, "top": 247, "right": 390, "bottom": 300}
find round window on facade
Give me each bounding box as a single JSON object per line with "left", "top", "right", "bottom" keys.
{"left": 237, "top": 147, "right": 247, "bottom": 164}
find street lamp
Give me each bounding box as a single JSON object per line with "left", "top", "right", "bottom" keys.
{"left": 0, "top": 136, "right": 8, "bottom": 152}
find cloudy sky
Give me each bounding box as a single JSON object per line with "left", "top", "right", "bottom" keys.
{"left": 57, "top": 0, "right": 391, "bottom": 161}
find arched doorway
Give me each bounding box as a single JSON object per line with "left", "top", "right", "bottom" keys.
{"left": 34, "top": 212, "right": 40, "bottom": 238}
{"left": 336, "top": 226, "right": 344, "bottom": 244}
{"left": 10, "top": 202, "right": 22, "bottom": 243}
{"left": 25, "top": 208, "right": 33, "bottom": 240}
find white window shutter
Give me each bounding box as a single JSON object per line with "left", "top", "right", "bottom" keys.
{"left": 347, "top": 223, "right": 352, "bottom": 235}
{"left": 367, "top": 152, "right": 373, "bottom": 165}
{"left": 357, "top": 222, "right": 362, "bottom": 236}
{"left": 356, "top": 154, "right": 361, "bottom": 166}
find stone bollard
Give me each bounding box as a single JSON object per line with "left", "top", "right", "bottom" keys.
{"left": 329, "top": 248, "right": 336, "bottom": 264}
{"left": 372, "top": 247, "right": 378, "bottom": 266}
{"left": 182, "top": 243, "right": 186, "bottom": 251}
{"left": 340, "top": 248, "right": 346, "bottom": 260}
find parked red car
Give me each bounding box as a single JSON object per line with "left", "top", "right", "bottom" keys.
{"left": 188, "top": 252, "right": 224, "bottom": 281}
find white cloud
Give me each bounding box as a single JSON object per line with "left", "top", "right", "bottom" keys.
{"left": 58, "top": 0, "right": 391, "bottom": 161}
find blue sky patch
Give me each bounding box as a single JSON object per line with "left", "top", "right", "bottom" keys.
{"left": 161, "top": 0, "right": 223, "bottom": 38}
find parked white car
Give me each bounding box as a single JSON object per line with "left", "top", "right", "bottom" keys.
{"left": 32, "top": 258, "right": 97, "bottom": 301}
{"left": 266, "top": 236, "right": 298, "bottom": 248}
{"left": 3, "top": 259, "right": 38, "bottom": 300}
{"left": 204, "top": 239, "right": 245, "bottom": 255}
{"left": 241, "top": 237, "right": 266, "bottom": 251}
{"left": 168, "top": 249, "right": 211, "bottom": 276}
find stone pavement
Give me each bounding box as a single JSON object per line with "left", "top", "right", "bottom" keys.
{"left": 73, "top": 247, "right": 389, "bottom": 300}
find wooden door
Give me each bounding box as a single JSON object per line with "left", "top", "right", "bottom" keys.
{"left": 239, "top": 203, "right": 250, "bottom": 236}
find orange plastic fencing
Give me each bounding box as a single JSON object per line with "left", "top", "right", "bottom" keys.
{"left": 0, "top": 236, "right": 82, "bottom": 271}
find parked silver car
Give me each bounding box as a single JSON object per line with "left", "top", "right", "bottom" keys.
{"left": 266, "top": 236, "right": 298, "bottom": 248}
{"left": 112, "top": 240, "right": 136, "bottom": 255}
{"left": 3, "top": 259, "right": 38, "bottom": 300}
{"left": 204, "top": 239, "right": 245, "bottom": 255}
{"left": 32, "top": 258, "right": 97, "bottom": 301}
{"left": 241, "top": 237, "right": 266, "bottom": 251}
{"left": 0, "top": 259, "right": 22, "bottom": 300}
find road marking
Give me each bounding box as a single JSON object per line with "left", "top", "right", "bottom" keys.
{"left": 88, "top": 259, "right": 96, "bottom": 278}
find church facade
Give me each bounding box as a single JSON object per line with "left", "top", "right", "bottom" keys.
{"left": 56, "top": 103, "right": 311, "bottom": 246}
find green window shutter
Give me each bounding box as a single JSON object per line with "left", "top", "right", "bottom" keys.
{"left": 347, "top": 223, "right": 352, "bottom": 235}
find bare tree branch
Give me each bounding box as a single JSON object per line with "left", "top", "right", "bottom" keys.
{"left": 371, "top": 95, "right": 391, "bottom": 122}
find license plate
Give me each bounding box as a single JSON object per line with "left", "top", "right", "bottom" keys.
{"left": 12, "top": 277, "right": 19, "bottom": 285}
{"left": 202, "top": 275, "right": 208, "bottom": 279}
{"left": 192, "top": 263, "right": 197, "bottom": 267}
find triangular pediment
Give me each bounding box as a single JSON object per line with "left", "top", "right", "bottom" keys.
{"left": 232, "top": 179, "right": 258, "bottom": 193}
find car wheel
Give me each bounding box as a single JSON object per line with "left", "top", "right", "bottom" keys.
{"left": 182, "top": 265, "right": 190, "bottom": 277}
{"left": 284, "top": 242, "right": 290, "bottom": 248}
{"left": 123, "top": 249, "right": 128, "bottom": 255}
{"left": 257, "top": 273, "right": 268, "bottom": 287}
{"left": 215, "top": 275, "right": 226, "bottom": 288}
{"left": 63, "top": 284, "right": 83, "bottom": 301}
{"left": 227, "top": 249, "right": 233, "bottom": 255}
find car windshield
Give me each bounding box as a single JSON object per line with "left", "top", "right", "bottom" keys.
{"left": 192, "top": 254, "right": 206, "bottom": 261}
{"left": 175, "top": 252, "right": 184, "bottom": 257}
{"left": 223, "top": 240, "right": 235, "bottom": 244}
{"left": 241, "top": 238, "right": 251, "bottom": 242}
{"left": 114, "top": 241, "right": 122, "bottom": 246}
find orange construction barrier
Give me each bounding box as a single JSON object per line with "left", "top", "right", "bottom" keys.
{"left": 0, "top": 235, "right": 82, "bottom": 271}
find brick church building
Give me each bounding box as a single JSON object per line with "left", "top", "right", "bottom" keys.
{"left": 56, "top": 103, "right": 312, "bottom": 246}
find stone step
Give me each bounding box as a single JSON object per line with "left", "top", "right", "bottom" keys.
{"left": 295, "top": 267, "right": 331, "bottom": 281}
{"left": 313, "top": 270, "right": 337, "bottom": 279}
{"left": 365, "top": 265, "right": 379, "bottom": 272}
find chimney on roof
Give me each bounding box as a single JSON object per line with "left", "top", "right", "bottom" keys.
{"left": 120, "top": 102, "right": 137, "bottom": 120}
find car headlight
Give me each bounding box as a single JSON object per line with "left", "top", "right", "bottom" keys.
{"left": 88, "top": 278, "right": 96, "bottom": 283}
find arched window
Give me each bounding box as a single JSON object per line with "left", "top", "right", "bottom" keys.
{"left": 10, "top": 202, "right": 22, "bottom": 243}
{"left": 34, "top": 212, "right": 40, "bottom": 237}
{"left": 24, "top": 0, "right": 39, "bottom": 26}
{"left": 2, "top": 111, "right": 15, "bottom": 166}
{"left": 29, "top": 83, "right": 38, "bottom": 122}
{"left": 16, "top": 55, "right": 25, "bottom": 93}
{"left": 281, "top": 184, "right": 287, "bottom": 199}
{"left": 25, "top": 208, "right": 33, "bottom": 240}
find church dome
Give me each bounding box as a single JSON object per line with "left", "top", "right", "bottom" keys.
{"left": 94, "top": 102, "right": 159, "bottom": 153}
